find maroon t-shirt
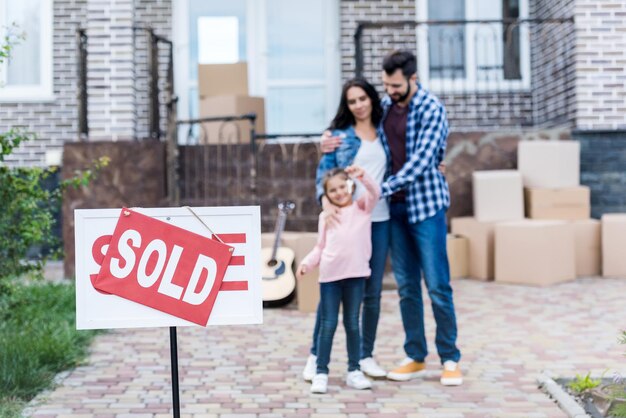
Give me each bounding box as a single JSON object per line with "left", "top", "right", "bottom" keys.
{"left": 384, "top": 103, "right": 409, "bottom": 202}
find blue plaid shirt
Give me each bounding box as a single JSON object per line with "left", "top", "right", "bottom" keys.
{"left": 379, "top": 84, "right": 450, "bottom": 223}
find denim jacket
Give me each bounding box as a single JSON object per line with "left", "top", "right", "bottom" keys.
{"left": 315, "top": 126, "right": 361, "bottom": 203}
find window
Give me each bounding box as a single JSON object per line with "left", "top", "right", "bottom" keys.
{"left": 0, "top": 0, "right": 53, "bottom": 101}
{"left": 174, "top": 0, "right": 340, "bottom": 135}
{"left": 416, "top": 0, "right": 529, "bottom": 91}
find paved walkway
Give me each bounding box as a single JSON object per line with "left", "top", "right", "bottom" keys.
{"left": 25, "top": 277, "right": 626, "bottom": 418}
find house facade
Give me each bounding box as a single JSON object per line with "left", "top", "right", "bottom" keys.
{"left": 1, "top": 0, "right": 625, "bottom": 218}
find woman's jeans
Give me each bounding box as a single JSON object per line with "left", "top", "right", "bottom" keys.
{"left": 389, "top": 203, "right": 461, "bottom": 364}
{"left": 315, "top": 277, "right": 365, "bottom": 374}
{"left": 310, "top": 220, "right": 390, "bottom": 360}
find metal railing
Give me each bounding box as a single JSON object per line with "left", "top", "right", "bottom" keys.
{"left": 76, "top": 26, "right": 174, "bottom": 141}
{"left": 164, "top": 112, "right": 322, "bottom": 231}
{"left": 353, "top": 17, "right": 575, "bottom": 128}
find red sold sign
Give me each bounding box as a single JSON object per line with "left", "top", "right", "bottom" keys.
{"left": 94, "top": 208, "right": 233, "bottom": 326}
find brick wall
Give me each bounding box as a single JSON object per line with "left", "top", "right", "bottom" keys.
{"left": 86, "top": 0, "right": 172, "bottom": 141}
{"left": 531, "top": 0, "right": 576, "bottom": 127}
{"left": 0, "top": 0, "right": 173, "bottom": 168}
{"left": 86, "top": 0, "right": 136, "bottom": 141}
{"left": 574, "top": 0, "right": 626, "bottom": 130}
{"left": 339, "top": 0, "right": 417, "bottom": 82}
{"left": 574, "top": 130, "right": 626, "bottom": 216}
{"left": 339, "top": 0, "right": 577, "bottom": 130}
{"left": 134, "top": 0, "right": 172, "bottom": 139}
{"left": 0, "top": 0, "right": 87, "bottom": 167}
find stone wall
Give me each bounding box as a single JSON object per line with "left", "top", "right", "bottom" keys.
{"left": 62, "top": 141, "right": 167, "bottom": 278}
{"left": 445, "top": 127, "right": 572, "bottom": 218}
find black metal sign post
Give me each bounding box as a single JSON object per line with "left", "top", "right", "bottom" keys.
{"left": 169, "top": 327, "right": 181, "bottom": 418}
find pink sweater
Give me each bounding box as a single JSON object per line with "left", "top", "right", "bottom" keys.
{"left": 300, "top": 173, "right": 381, "bottom": 283}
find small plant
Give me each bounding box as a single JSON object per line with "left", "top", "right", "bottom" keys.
{"left": 568, "top": 372, "right": 602, "bottom": 394}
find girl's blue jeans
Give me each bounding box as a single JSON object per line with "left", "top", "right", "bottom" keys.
{"left": 315, "top": 277, "right": 365, "bottom": 374}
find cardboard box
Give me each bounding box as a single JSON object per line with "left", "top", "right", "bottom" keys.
{"left": 198, "top": 63, "right": 248, "bottom": 99}
{"left": 198, "top": 95, "right": 266, "bottom": 144}
{"left": 572, "top": 219, "right": 601, "bottom": 277}
{"left": 495, "top": 220, "right": 576, "bottom": 286}
{"left": 517, "top": 140, "right": 580, "bottom": 188}
{"left": 450, "top": 217, "right": 497, "bottom": 281}
{"left": 601, "top": 214, "right": 626, "bottom": 277}
{"left": 525, "top": 186, "right": 591, "bottom": 220}
{"left": 447, "top": 234, "right": 469, "bottom": 279}
{"left": 472, "top": 170, "right": 524, "bottom": 222}
{"left": 262, "top": 231, "right": 320, "bottom": 312}
{"left": 284, "top": 232, "right": 319, "bottom": 313}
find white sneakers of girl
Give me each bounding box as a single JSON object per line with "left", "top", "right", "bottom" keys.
{"left": 302, "top": 354, "right": 317, "bottom": 381}
{"left": 359, "top": 357, "right": 387, "bottom": 377}
{"left": 346, "top": 370, "right": 372, "bottom": 390}
{"left": 310, "top": 373, "right": 328, "bottom": 393}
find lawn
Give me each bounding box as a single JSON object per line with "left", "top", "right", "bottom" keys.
{"left": 0, "top": 281, "right": 99, "bottom": 418}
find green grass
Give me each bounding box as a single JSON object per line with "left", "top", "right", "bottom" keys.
{"left": 612, "top": 403, "right": 626, "bottom": 418}
{"left": 0, "top": 281, "right": 99, "bottom": 416}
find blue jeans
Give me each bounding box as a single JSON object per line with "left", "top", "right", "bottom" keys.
{"left": 389, "top": 203, "right": 460, "bottom": 364}
{"left": 316, "top": 277, "right": 365, "bottom": 374}
{"left": 310, "top": 221, "right": 390, "bottom": 359}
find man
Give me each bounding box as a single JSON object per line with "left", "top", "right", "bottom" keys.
{"left": 322, "top": 50, "right": 462, "bottom": 386}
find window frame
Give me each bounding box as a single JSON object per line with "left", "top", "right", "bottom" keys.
{"left": 172, "top": 0, "right": 341, "bottom": 135}
{"left": 0, "top": 0, "right": 54, "bottom": 102}
{"left": 415, "top": 0, "right": 531, "bottom": 93}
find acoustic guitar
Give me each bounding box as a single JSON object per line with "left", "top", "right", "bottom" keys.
{"left": 261, "top": 201, "right": 296, "bottom": 308}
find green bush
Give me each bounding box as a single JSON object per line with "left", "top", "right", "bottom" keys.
{"left": 1, "top": 31, "right": 108, "bottom": 290}
{"left": 0, "top": 142, "right": 109, "bottom": 288}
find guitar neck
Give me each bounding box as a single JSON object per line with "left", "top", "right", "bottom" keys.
{"left": 271, "top": 213, "right": 287, "bottom": 261}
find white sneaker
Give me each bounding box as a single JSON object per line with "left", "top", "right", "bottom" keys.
{"left": 302, "top": 354, "right": 317, "bottom": 382}
{"left": 310, "top": 373, "right": 328, "bottom": 394}
{"left": 359, "top": 357, "right": 387, "bottom": 378}
{"left": 440, "top": 360, "right": 463, "bottom": 386}
{"left": 346, "top": 370, "right": 372, "bottom": 390}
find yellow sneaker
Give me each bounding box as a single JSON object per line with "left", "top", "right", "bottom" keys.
{"left": 386, "top": 357, "right": 426, "bottom": 381}
{"left": 440, "top": 360, "right": 463, "bottom": 386}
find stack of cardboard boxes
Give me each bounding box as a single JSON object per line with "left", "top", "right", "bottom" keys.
{"left": 448, "top": 140, "right": 626, "bottom": 286}
{"left": 197, "top": 63, "right": 266, "bottom": 143}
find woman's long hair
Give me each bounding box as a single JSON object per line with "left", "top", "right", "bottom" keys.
{"left": 329, "top": 78, "right": 382, "bottom": 130}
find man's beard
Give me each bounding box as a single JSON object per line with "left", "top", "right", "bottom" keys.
{"left": 390, "top": 79, "right": 411, "bottom": 103}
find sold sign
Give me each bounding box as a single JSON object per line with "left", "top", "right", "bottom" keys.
{"left": 94, "top": 208, "right": 233, "bottom": 326}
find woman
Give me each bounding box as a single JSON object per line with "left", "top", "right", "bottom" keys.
{"left": 303, "top": 77, "right": 390, "bottom": 380}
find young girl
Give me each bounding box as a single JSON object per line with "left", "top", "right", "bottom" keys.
{"left": 297, "top": 165, "right": 380, "bottom": 394}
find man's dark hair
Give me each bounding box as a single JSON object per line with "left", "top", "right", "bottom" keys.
{"left": 382, "top": 50, "right": 417, "bottom": 77}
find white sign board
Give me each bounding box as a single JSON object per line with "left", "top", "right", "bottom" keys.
{"left": 75, "top": 206, "right": 262, "bottom": 330}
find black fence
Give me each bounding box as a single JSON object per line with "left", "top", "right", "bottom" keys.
{"left": 166, "top": 111, "right": 322, "bottom": 231}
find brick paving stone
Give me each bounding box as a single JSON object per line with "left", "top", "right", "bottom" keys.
{"left": 23, "top": 278, "right": 626, "bottom": 417}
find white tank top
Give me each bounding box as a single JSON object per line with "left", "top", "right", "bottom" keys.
{"left": 352, "top": 136, "right": 390, "bottom": 222}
